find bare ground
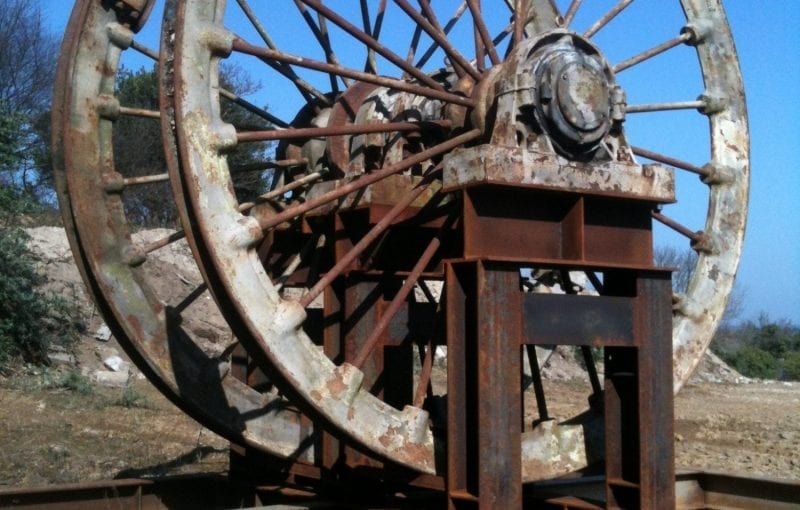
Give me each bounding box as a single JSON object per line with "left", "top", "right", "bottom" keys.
{"left": 1, "top": 369, "right": 798, "bottom": 489}
{"left": 2, "top": 226, "right": 796, "bottom": 489}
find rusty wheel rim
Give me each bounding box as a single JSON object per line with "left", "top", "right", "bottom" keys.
{"left": 52, "top": 0, "right": 314, "bottom": 462}
{"left": 163, "top": 0, "right": 747, "bottom": 478}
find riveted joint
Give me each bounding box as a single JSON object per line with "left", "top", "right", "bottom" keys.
{"left": 227, "top": 215, "right": 265, "bottom": 249}
{"left": 690, "top": 231, "right": 714, "bottom": 254}
{"left": 680, "top": 19, "right": 713, "bottom": 46}
{"left": 122, "top": 245, "right": 147, "bottom": 267}
{"left": 697, "top": 91, "right": 727, "bottom": 115}
{"left": 101, "top": 172, "right": 126, "bottom": 194}
{"left": 210, "top": 122, "right": 238, "bottom": 153}
{"left": 201, "top": 25, "right": 235, "bottom": 57}
{"left": 672, "top": 293, "right": 703, "bottom": 322}
{"left": 107, "top": 22, "right": 134, "bottom": 50}
{"left": 671, "top": 292, "right": 684, "bottom": 312}
{"left": 95, "top": 94, "right": 121, "bottom": 120}
{"left": 700, "top": 162, "right": 735, "bottom": 185}
{"left": 610, "top": 85, "right": 627, "bottom": 122}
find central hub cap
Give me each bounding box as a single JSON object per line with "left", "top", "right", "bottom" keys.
{"left": 529, "top": 33, "right": 617, "bottom": 156}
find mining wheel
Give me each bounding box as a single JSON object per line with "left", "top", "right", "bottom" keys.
{"left": 162, "top": 0, "right": 747, "bottom": 480}
{"left": 52, "top": 0, "right": 317, "bottom": 464}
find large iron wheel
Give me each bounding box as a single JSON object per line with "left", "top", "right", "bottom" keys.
{"left": 52, "top": 0, "right": 315, "bottom": 463}
{"left": 163, "top": 0, "right": 747, "bottom": 479}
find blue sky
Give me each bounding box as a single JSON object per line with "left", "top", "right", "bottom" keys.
{"left": 43, "top": 1, "right": 799, "bottom": 324}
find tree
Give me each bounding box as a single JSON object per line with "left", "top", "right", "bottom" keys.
{"left": 112, "top": 64, "right": 274, "bottom": 227}
{"left": 0, "top": 0, "right": 59, "bottom": 193}
{"left": 654, "top": 245, "right": 696, "bottom": 294}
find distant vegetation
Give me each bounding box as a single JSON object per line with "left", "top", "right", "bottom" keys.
{"left": 712, "top": 316, "right": 800, "bottom": 381}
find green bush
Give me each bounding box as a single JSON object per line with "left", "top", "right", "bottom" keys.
{"left": 59, "top": 369, "right": 92, "bottom": 394}
{"left": 783, "top": 352, "right": 800, "bottom": 381}
{"left": 729, "top": 346, "right": 779, "bottom": 380}
{"left": 0, "top": 186, "right": 74, "bottom": 371}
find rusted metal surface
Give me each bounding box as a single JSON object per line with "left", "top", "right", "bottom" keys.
{"left": 2, "top": 471, "right": 796, "bottom": 509}
{"left": 52, "top": 0, "right": 312, "bottom": 463}
{"left": 52, "top": 0, "right": 752, "bottom": 507}
{"left": 159, "top": 0, "right": 749, "bottom": 490}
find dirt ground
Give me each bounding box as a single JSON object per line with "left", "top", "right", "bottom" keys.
{"left": 2, "top": 226, "right": 796, "bottom": 490}
{"left": 1, "top": 368, "right": 798, "bottom": 489}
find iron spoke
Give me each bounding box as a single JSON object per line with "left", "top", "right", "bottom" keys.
{"left": 562, "top": 0, "right": 582, "bottom": 27}
{"left": 298, "top": 0, "right": 446, "bottom": 91}
{"left": 235, "top": 0, "right": 330, "bottom": 105}
{"left": 257, "top": 128, "right": 480, "bottom": 231}
{"left": 237, "top": 120, "right": 451, "bottom": 143}
{"left": 631, "top": 146, "right": 709, "bottom": 177}
{"left": 293, "top": 0, "right": 351, "bottom": 90}
{"left": 652, "top": 211, "right": 704, "bottom": 244}
{"left": 414, "top": 2, "right": 468, "bottom": 71}
{"left": 613, "top": 32, "right": 692, "bottom": 73}
{"left": 467, "top": 0, "right": 501, "bottom": 66}
{"left": 584, "top": 0, "right": 634, "bottom": 38}
{"left": 399, "top": 0, "right": 480, "bottom": 80}
{"left": 352, "top": 210, "right": 457, "bottom": 368}
{"left": 232, "top": 38, "right": 475, "bottom": 108}
{"left": 625, "top": 99, "right": 705, "bottom": 114}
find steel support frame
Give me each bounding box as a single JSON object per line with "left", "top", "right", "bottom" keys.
{"left": 446, "top": 259, "right": 674, "bottom": 509}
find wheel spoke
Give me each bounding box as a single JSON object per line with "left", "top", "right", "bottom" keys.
{"left": 651, "top": 211, "right": 703, "bottom": 244}
{"left": 562, "top": 0, "right": 582, "bottom": 27}
{"left": 625, "top": 99, "right": 705, "bottom": 114}
{"left": 467, "top": 0, "right": 501, "bottom": 66}
{"left": 237, "top": 170, "right": 326, "bottom": 214}
{"left": 219, "top": 89, "right": 291, "bottom": 129}
{"left": 584, "top": 0, "right": 634, "bottom": 38}
{"left": 237, "top": 120, "right": 451, "bottom": 143}
{"left": 172, "top": 282, "right": 209, "bottom": 315}
{"left": 351, "top": 210, "right": 456, "bottom": 368}
{"left": 631, "top": 146, "right": 709, "bottom": 178}
{"left": 585, "top": 271, "right": 604, "bottom": 293}
{"left": 130, "top": 37, "right": 290, "bottom": 127}
{"left": 235, "top": 0, "right": 330, "bottom": 105}
{"left": 130, "top": 39, "right": 158, "bottom": 61}
{"left": 257, "top": 129, "right": 480, "bottom": 231}
{"left": 293, "top": 0, "right": 351, "bottom": 90}
{"left": 230, "top": 158, "right": 308, "bottom": 175}
{"left": 232, "top": 38, "right": 475, "bottom": 108}
{"left": 142, "top": 230, "right": 187, "bottom": 255}
{"left": 525, "top": 345, "right": 549, "bottom": 422}
{"left": 122, "top": 173, "right": 169, "bottom": 186}
{"left": 119, "top": 105, "right": 160, "bottom": 119}
{"left": 413, "top": 338, "right": 435, "bottom": 408}
{"left": 414, "top": 2, "right": 468, "bottom": 71}
{"left": 299, "top": 0, "right": 447, "bottom": 91}
{"left": 513, "top": 0, "right": 527, "bottom": 48}
{"left": 613, "top": 32, "right": 692, "bottom": 73}
{"left": 396, "top": 0, "right": 481, "bottom": 80}
{"left": 275, "top": 233, "right": 326, "bottom": 291}
{"left": 298, "top": 169, "right": 442, "bottom": 308}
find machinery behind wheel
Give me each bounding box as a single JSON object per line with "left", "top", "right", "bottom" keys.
{"left": 53, "top": 0, "right": 748, "bottom": 508}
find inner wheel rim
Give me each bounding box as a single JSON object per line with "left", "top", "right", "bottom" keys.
{"left": 164, "top": 0, "right": 748, "bottom": 478}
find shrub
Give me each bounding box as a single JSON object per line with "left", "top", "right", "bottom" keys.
{"left": 0, "top": 186, "right": 74, "bottom": 370}
{"left": 59, "top": 369, "right": 92, "bottom": 394}
{"left": 783, "top": 352, "right": 800, "bottom": 381}
{"left": 729, "top": 346, "right": 778, "bottom": 380}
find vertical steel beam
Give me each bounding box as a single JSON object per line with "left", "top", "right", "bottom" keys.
{"left": 446, "top": 260, "right": 522, "bottom": 509}
{"left": 604, "top": 270, "right": 674, "bottom": 509}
